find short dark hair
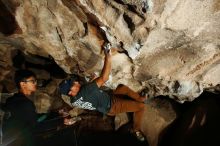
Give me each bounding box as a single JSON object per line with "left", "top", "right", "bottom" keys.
{"left": 14, "top": 69, "right": 36, "bottom": 88}
{"left": 59, "top": 75, "right": 80, "bottom": 95}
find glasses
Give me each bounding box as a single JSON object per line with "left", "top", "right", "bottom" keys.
{"left": 22, "top": 79, "right": 38, "bottom": 84}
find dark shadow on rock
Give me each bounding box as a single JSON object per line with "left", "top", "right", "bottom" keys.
{"left": 0, "top": 0, "right": 20, "bottom": 35}
{"left": 12, "top": 50, "right": 68, "bottom": 79}
{"left": 158, "top": 91, "right": 220, "bottom": 146}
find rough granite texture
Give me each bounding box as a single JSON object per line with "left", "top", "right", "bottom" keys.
{"left": 0, "top": 0, "right": 219, "bottom": 145}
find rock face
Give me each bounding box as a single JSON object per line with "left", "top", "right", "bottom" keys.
{"left": 159, "top": 92, "right": 220, "bottom": 146}
{"left": 141, "top": 97, "right": 178, "bottom": 146}
{"left": 0, "top": 0, "right": 219, "bottom": 102}
{"left": 0, "top": 0, "right": 220, "bottom": 145}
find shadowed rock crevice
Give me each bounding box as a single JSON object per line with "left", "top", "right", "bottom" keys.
{"left": 158, "top": 92, "right": 220, "bottom": 146}
{"left": 123, "top": 13, "right": 135, "bottom": 34}
{"left": 13, "top": 50, "right": 68, "bottom": 79}
{"left": 0, "top": 0, "right": 20, "bottom": 35}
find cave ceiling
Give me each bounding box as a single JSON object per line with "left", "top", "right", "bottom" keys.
{"left": 0, "top": 0, "right": 220, "bottom": 102}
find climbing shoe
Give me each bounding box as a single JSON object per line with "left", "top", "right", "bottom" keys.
{"left": 133, "top": 131, "right": 146, "bottom": 142}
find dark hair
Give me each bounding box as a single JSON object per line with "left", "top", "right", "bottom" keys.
{"left": 14, "top": 69, "right": 36, "bottom": 88}
{"left": 59, "top": 75, "right": 80, "bottom": 95}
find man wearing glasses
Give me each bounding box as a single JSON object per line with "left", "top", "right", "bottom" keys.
{"left": 3, "top": 69, "right": 38, "bottom": 146}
